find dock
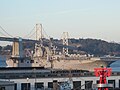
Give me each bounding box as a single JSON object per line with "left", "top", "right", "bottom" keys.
{"left": 0, "top": 67, "right": 120, "bottom": 90}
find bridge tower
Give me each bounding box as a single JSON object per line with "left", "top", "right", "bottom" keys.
{"left": 62, "top": 32, "right": 69, "bottom": 55}
{"left": 36, "top": 24, "right": 43, "bottom": 41}
{"left": 34, "top": 24, "right": 44, "bottom": 57}
{"left": 11, "top": 37, "right": 23, "bottom": 67}
{"left": 12, "top": 37, "right": 23, "bottom": 58}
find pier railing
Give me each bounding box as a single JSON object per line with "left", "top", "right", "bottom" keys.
{"left": 0, "top": 68, "right": 120, "bottom": 79}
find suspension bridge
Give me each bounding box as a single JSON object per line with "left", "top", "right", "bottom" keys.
{"left": 0, "top": 24, "right": 77, "bottom": 60}
{"left": 0, "top": 24, "right": 47, "bottom": 58}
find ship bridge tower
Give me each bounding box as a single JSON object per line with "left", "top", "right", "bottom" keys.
{"left": 62, "top": 32, "right": 69, "bottom": 55}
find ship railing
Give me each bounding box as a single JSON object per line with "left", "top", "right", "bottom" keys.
{"left": 100, "top": 57, "right": 120, "bottom": 61}
{"left": 57, "top": 57, "right": 90, "bottom": 60}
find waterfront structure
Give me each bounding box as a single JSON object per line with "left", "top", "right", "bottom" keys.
{"left": 0, "top": 81, "right": 14, "bottom": 90}
{"left": 0, "top": 67, "right": 120, "bottom": 90}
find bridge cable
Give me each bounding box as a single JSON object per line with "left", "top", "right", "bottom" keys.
{"left": 0, "top": 25, "right": 13, "bottom": 37}
{"left": 42, "top": 27, "right": 51, "bottom": 39}
{"left": 0, "top": 30, "right": 8, "bottom": 37}
{"left": 27, "top": 31, "right": 36, "bottom": 39}
{"left": 23, "top": 27, "right": 35, "bottom": 38}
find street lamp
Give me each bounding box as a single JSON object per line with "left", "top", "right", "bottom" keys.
{"left": 33, "top": 68, "right": 37, "bottom": 90}
{"left": 27, "top": 78, "right": 29, "bottom": 90}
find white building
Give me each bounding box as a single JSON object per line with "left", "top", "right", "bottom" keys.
{"left": 0, "top": 67, "right": 120, "bottom": 90}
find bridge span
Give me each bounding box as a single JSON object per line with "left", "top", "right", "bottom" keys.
{"left": 0, "top": 36, "right": 39, "bottom": 42}
{"left": 0, "top": 36, "right": 41, "bottom": 58}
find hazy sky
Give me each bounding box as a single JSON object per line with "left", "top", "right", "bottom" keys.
{"left": 0, "top": 0, "right": 120, "bottom": 42}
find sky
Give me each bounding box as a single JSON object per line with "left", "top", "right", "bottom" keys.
{"left": 0, "top": 0, "right": 120, "bottom": 43}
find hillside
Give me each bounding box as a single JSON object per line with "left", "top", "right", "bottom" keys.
{"left": 0, "top": 38, "right": 120, "bottom": 56}
{"left": 69, "top": 38, "right": 120, "bottom": 56}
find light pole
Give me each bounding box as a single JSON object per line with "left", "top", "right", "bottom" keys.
{"left": 33, "top": 68, "right": 37, "bottom": 90}
{"left": 27, "top": 78, "right": 29, "bottom": 90}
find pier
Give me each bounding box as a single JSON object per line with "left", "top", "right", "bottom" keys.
{"left": 0, "top": 67, "right": 120, "bottom": 90}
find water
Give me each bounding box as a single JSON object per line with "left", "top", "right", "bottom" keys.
{"left": 110, "top": 60, "right": 120, "bottom": 72}
{"left": 0, "top": 56, "right": 7, "bottom": 67}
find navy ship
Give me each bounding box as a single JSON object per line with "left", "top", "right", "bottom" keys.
{"left": 5, "top": 42, "right": 120, "bottom": 71}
